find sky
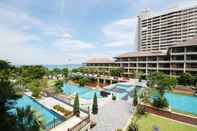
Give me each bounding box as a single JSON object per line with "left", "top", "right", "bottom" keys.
{"left": 0, "top": 0, "right": 197, "bottom": 65}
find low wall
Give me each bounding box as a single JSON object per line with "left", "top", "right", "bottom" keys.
{"left": 174, "top": 86, "right": 194, "bottom": 95}
{"left": 140, "top": 104, "right": 197, "bottom": 125}
{"left": 67, "top": 116, "right": 90, "bottom": 131}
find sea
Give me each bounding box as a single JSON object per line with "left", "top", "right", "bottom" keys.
{"left": 15, "top": 64, "right": 82, "bottom": 70}
{"left": 44, "top": 64, "right": 82, "bottom": 70}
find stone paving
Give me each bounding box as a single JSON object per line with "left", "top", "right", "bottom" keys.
{"left": 91, "top": 99, "right": 133, "bottom": 131}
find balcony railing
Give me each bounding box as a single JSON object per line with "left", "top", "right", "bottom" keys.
{"left": 170, "top": 60, "right": 184, "bottom": 63}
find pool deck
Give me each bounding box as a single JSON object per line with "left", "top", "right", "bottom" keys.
{"left": 91, "top": 99, "right": 133, "bottom": 131}
{"left": 38, "top": 97, "right": 89, "bottom": 131}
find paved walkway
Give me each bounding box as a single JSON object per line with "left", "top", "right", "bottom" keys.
{"left": 91, "top": 99, "right": 133, "bottom": 131}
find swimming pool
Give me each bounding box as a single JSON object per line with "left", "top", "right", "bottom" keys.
{"left": 62, "top": 83, "right": 103, "bottom": 100}
{"left": 107, "top": 83, "right": 136, "bottom": 99}
{"left": 114, "top": 83, "right": 135, "bottom": 92}
{"left": 9, "top": 95, "right": 64, "bottom": 129}
{"left": 165, "top": 92, "right": 197, "bottom": 115}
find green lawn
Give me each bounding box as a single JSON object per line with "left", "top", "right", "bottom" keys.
{"left": 136, "top": 114, "right": 197, "bottom": 131}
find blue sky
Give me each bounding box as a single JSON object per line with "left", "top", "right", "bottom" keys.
{"left": 0, "top": 0, "right": 197, "bottom": 65}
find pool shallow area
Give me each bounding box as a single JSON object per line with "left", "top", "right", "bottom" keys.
{"left": 114, "top": 83, "right": 135, "bottom": 92}
{"left": 108, "top": 83, "right": 136, "bottom": 99}
{"left": 62, "top": 84, "right": 103, "bottom": 99}
{"left": 165, "top": 92, "right": 197, "bottom": 115}
{"left": 9, "top": 95, "right": 64, "bottom": 129}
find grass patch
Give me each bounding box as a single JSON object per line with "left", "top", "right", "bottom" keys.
{"left": 137, "top": 113, "right": 197, "bottom": 131}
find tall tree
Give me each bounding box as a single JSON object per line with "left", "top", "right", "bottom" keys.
{"left": 148, "top": 72, "right": 176, "bottom": 96}
{"left": 133, "top": 88, "right": 138, "bottom": 106}
{"left": 177, "top": 73, "right": 193, "bottom": 86}
{"left": 0, "top": 60, "right": 17, "bottom": 130}
{"left": 92, "top": 93, "right": 98, "bottom": 114}
{"left": 54, "top": 80, "right": 64, "bottom": 93}
{"left": 110, "top": 68, "right": 124, "bottom": 77}
{"left": 148, "top": 72, "right": 176, "bottom": 108}
{"left": 29, "top": 80, "right": 42, "bottom": 98}
{"left": 79, "top": 77, "right": 89, "bottom": 87}
{"left": 73, "top": 93, "right": 80, "bottom": 117}
{"left": 52, "top": 68, "right": 62, "bottom": 80}
{"left": 62, "top": 68, "right": 68, "bottom": 79}
{"left": 40, "top": 76, "right": 48, "bottom": 89}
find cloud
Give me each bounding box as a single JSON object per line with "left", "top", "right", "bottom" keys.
{"left": 101, "top": 17, "right": 137, "bottom": 51}
{"left": 0, "top": 4, "right": 95, "bottom": 65}
{"left": 176, "top": 0, "right": 197, "bottom": 9}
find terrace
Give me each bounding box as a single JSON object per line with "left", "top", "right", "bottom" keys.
{"left": 38, "top": 97, "right": 90, "bottom": 131}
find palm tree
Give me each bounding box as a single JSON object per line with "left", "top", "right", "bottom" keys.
{"left": 15, "top": 106, "right": 42, "bottom": 131}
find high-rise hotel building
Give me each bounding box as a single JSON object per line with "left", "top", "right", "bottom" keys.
{"left": 138, "top": 6, "right": 197, "bottom": 52}
{"left": 84, "top": 6, "right": 197, "bottom": 77}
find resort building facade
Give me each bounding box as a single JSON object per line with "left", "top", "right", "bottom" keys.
{"left": 84, "top": 5, "right": 197, "bottom": 77}
{"left": 116, "top": 38, "right": 197, "bottom": 77}
{"left": 83, "top": 57, "right": 119, "bottom": 71}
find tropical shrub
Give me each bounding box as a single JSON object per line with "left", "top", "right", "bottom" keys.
{"left": 53, "top": 105, "right": 72, "bottom": 117}
{"left": 177, "top": 73, "right": 193, "bottom": 86}
{"left": 112, "top": 94, "right": 116, "bottom": 100}
{"left": 90, "top": 121, "right": 96, "bottom": 128}
{"left": 29, "top": 80, "right": 42, "bottom": 98}
{"left": 110, "top": 68, "right": 124, "bottom": 77}
{"left": 136, "top": 105, "right": 145, "bottom": 115}
{"left": 15, "top": 106, "right": 42, "bottom": 131}
{"left": 100, "top": 91, "right": 110, "bottom": 97}
{"left": 152, "top": 95, "right": 169, "bottom": 108}
{"left": 127, "top": 122, "right": 138, "bottom": 131}
{"left": 79, "top": 77, "right": 89, "bottom": 86}
{"left": 31, "top": 86, "right": 42, "bottom": 98}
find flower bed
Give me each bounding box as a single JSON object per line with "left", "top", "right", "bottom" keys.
{"left": 53, "top": 105, "right": 73, "bottom": 118}
{"left": 140, "top": 103, "right": 197, "bottom": 125}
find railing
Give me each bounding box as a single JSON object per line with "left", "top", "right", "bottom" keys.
{"left": 67, "top": 116, "right": 90, "bottom": 131}
{"left": 53, "top": 96, "right": 89, "bottom": 114}
{"left": 45, "top": 118, "right": 63, "bottom": 131}
{"left": 140, "top": 104, "right": 197, "bottom": 125}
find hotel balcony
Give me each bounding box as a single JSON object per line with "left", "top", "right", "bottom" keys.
{"left": 186, "top": 68, "right": 197, "bottom": 71}
{"left": 171, "top": 47, "right": 185, "bottom": 55}
{"left": 147, "top": 67, "right": 157, "bottom": 70}
{"left": 186, "top": 52, "right": 197, "bottom": 55}
{"left": 170, "top": 60, "right": 184, "bottom": 63}
{"left": 138, "top": 67, "right": 146, "bottom": 69}
{"left": 186, "top": 60, "right": 197, "bottom": 63}
{"left": 170, "top": 68, "right": 184, "bottom": 71}
{"left": 171, "top": 52, "right": 185, "bottom": 55}
{"left": 124, "top": 66, "right": 137, "bottom": 69}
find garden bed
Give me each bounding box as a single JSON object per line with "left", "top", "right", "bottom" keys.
{"left": 173, "top": 86, "right": 194, "bottom": 95}
{"left": 53, "top": 105, "right": 73, "bottom": 119}
{"left": 136, "top": 113, "right": 197, "bottom": 131}
{"left": 140, "top": 103, "right": 197, "bottom": 125}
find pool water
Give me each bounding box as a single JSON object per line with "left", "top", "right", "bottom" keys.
{"left": 9, "top": 96, "right": 64, "bottom": 129}
{"left": 165, "top": 92, "right": 197, "bottom": 115}
{"left": 62, "top": 84, "right": 103, "bottom": 99}
{"left": 108, "top": 83, "right": 135, "bottom": 99}
{"left": 114, "top": 84, "right": 135, "bottom": 92}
